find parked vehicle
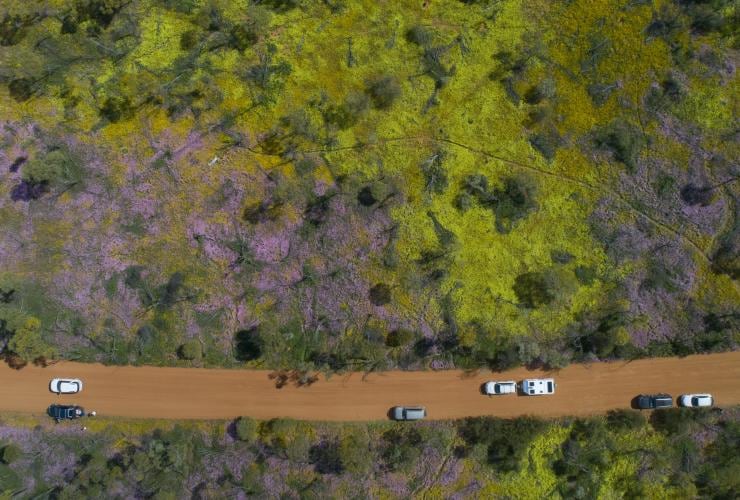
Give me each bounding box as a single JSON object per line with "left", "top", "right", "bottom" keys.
{"left": 635, "top": 394, "right": 672, "bottom": 409}
{"left": 483, "top": 380, "right": 517, "bottom": 395}
{"left": 48, "top": 405, "right": 85, "bottom": 422}
{"left": 49, "top": 378, "right": 83, "bottom": 394}
{"left": 679, "top": 394, "right": 713, "bottom": 408}
{"left": 391, "top": 406, "right": 426, "bottom": 421}
{"left": 520, "top": 378, "right": 555, "bottom": 395}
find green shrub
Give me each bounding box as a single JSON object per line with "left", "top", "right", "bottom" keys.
{"left": 550, "top": 250, "right": 574, "bottom": 264}
{"left": 381, "top": 427, "right": 422, "bottom": 472}
{"left": 235, "top": 417, "right": 258, "bottom": 443}
{"left": 461, "top": 174, "right": 490, "bottom": 199}
{"left": 309, "top": 439, "right": 342, "bottom": 474}
{"left": 135, "top": 324, "right": 163, "bottom": 361}
{"left": 492, "top": 176, "right": 537, "bottom": 234}
{"left": 158, "top": 0, "right": 199, "bottom": 13}
{"left": 427, "top": 211, "right": 456, "bottom": 247}
{"left": 642, "top": 259, "right": 680, "bottom": 293}
{"left": 100, "top": 95, "right": 135, "bottom": 122}
{"left": 75, "top": 0, "right": 128, "bottom": 29}
{"left": 338, "top": 428, "right": 372, "bottom": 474}
{"left": 155, "top": 272, "right": 189, "bottom": 310}
{"left": 513, "top": 271, "right": 555, "bottom": 308}
{"left": 364, "top": 75, "right": 401, "bottom": 110}
{"left": 178, "top": 340, "right": 202, "bottom": 361}
{"left": 593, "top": 120, "right": 645, "bottom": 172}
{"left": 369, "top": 283, "right": 391, "bottom": 306}
{"left": 523, "top": 79, "right": 555, "bottom": 105}
{"left": 244, "top": 49, "right": 292, "bottom": 105}
{"left": 0, "top": 464, "right": 21, "bottom": 492}
{"left": 580, "top": 326, "right": 623, "bottom": 358}
{"left": 685, "top": 3, "right": 728, "bottom": 35}
{"left": 259, "top": 0, "right": 302, "bottom": 12}
{"left": 421, "top": 151, "right": 448, "bottom": 194}
{"left": 240, "top": 463, "right": 265, "bottom": 496}
{"left": 653, "top": 173, "right": 676, "bottom": 198}
{"left": 529, "top": 130, "right": 560, "bottom": 161}
{"left": 0, "top": 444, "right": 22, "bottom": 464}
{"left": 228, "top": 7, "right": 271, "bottom": 50}
{"left": 454, "top": 191, "right": 474, "bottom": 211}
{"left": 179, "top": 29, "right": 199, "bottom": 50}
{"left": 22, "top": 149, "right": 85, "bottom": 189}
{"left": 606, "top": 409, "right": 646, "bottom": 430}
{"left": 405, "top": 25, "right": 433, "bottom": 46}
{"left": 385, "top": 329, "right": 414, "bottom": 348}
{"left": 229, "top": 25, "right": 258, "bottom": 51}
{"left": 573, "top": 266, "right": 598, "bottom": 286}
{"left": 680, "top": 183, "right": 714, "bottom": 207}
{"left": 0, "top": 14, "right": 30, "bottom": 46}
{"left": 8, "top": 317, "right": 55, "bottom": 362}
{"left": 711, "top": 234, "right": 739, "bottom": 280}
{"left": 587, "top": 82, "right": 616, "bottom": 106}
{"left": 266, "top": 419, "right": 313, "bottom": 461}
{"left": 698, "top": 420, "right": 740, "bottom": 497}
{"left": 458, "top": 416, "right": 548, "bottom": 472}
{"left": 650, "top": 408, "right": 710, "bottom": 435}
{"left": 421, "top": 45, "right": 456, "bottom": 89}
{"left": 234, "top": 328, "right": 262, "bottom": 361}
{"left": 554, "top": 418, "right": 614, "bottom": 497}
{"left": 8, "top": 78, "right": 33, "bottom": 102}
{"left": 323, "top": 92, "right": 369, "bottom": 129}
{"left": 646, "top": 6, "right": 683, "bottom": 40}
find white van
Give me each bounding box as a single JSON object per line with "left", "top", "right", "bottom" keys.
{"left": 521, "top": 378, "right": 555, "bottom": 395}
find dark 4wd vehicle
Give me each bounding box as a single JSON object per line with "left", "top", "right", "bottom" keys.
{"left": 48, "top": 404, "right": 85, "bottom": 422}
{"left": 635, "top": 394, "right": 672, "bottom": 410}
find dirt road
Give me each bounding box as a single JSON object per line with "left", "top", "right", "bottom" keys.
{"left": 1, "top": 352, "right": 739, "bottom": 421}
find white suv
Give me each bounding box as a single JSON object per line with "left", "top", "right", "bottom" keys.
{"left": 679, "top": 394, "right": 713, "bottom": 407}
{"left": 483, "top": 381, "right": 517, "bottom": 395}
{"left": 49, "top": 378, "right": 83, "bottom": 394}
{"left": 520, "top": 378, "right": 555, "bottom": 395}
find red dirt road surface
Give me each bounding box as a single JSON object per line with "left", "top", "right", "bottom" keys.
{"left": 1, "top": 352, "right": 739, "bottom": 421}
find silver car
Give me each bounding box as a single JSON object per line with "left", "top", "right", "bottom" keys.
{"left": 391, "top": 406, "right": 426, "bottom": 421}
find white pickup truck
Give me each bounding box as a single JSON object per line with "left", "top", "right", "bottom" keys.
{"left": 521, "top": 378, "right": 555, "bottom": 395}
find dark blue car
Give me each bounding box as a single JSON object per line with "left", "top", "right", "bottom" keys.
{"left": 635, "top": 394, "right": 672, "bottom": 410}
{"left": 48, "top": 404, "right": 85, "bottom": 422}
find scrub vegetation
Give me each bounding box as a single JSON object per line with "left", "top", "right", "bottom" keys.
{"left": 0, "top": 407, "right": 738, "bottom": 498}
{"left": 0, "top": 0, "right": 737, "bottom": 372}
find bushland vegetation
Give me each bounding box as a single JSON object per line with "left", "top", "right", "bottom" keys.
{"left": 0, "top": 407, "right": 737, "bottom": 498}
{"left": 0, "top": 0, "right": 737, "bottom": 372}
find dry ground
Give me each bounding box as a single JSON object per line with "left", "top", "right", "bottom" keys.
{"left": 1, "top": 352, "right": 739, "bottom": 421}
